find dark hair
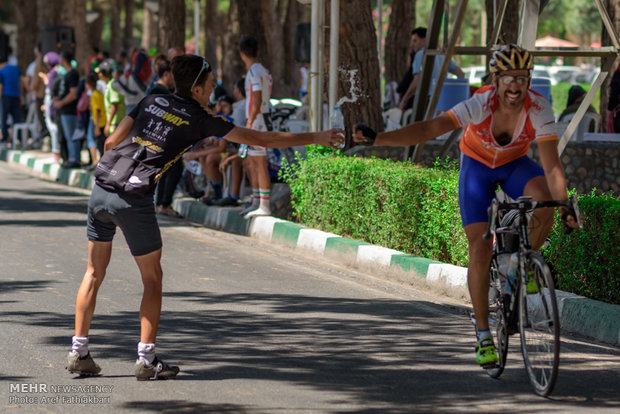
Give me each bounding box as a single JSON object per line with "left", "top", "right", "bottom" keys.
{"left": 411, "top": 27, "right": 427, "bottom": 39}
{"left": 157, "top": 60, "right": 171, "bottom": 78}
{"left": 171, "top": 54, "right": 212, "bottom": 97}
{"left": 61, "top": 50, "right": 74, "bottom": 63}
{"left": 239, "top": 36, "right": 258, "bottom": 58}
{"left": 85, "top": 72, "right": 98, "bottom": 88}
{"left": 236, "top": 77, "right": 246, "bottom": 97}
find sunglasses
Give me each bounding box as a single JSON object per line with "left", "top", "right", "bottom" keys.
{"left": 190, "top": 58, "right": 211, "bottom": 90}
{"left": 499, "top": 75, "right": 530, "bottom": 86}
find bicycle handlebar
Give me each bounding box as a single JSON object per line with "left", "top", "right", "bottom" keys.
{"left": 483, "top": 194, "right": 582, "bottom": 240}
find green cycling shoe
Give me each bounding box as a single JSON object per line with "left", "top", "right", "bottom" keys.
{"left": 475, "top": 337, "right": 499, "bottom": 368}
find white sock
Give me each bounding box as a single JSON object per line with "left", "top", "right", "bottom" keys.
{"left": 137, "top": 342, "right": 156, "bottom": 366}
{"left": 258, "top": 188, "right": 270, "bottom": 211}
{"left": 72, "top": 336, "right": 89, "bottom": 358}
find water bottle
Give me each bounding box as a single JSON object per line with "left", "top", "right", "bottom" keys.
{"left": 505, "top": 253, "right": 518, "bottom": 295}
{"left": 329, "top": 105, "right": 346, "bottom": 149}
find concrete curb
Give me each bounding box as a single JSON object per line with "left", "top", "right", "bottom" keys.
{"left": 2, "top": 148, "right": 619, "bottom": 347}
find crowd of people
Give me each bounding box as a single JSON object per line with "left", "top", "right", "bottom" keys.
{"left": 0, "top": 35, "right": 305, "bottom": 218}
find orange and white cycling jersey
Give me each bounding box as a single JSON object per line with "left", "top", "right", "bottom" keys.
{"left": 447, "top": 85, "right": 558, "bottom": 168}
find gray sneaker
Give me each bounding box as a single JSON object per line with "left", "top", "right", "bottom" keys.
{"left": 134, "top": 357, "right": 179, "bottom": 381}
{"left": 66, "top": 351, "right": 101, "bottom": 376}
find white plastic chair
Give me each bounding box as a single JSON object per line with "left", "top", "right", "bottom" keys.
{"left": 557, "top": 112, "right": 601, "bottom": 142}
{"left": 401, "top": 108, "right": 413, "bottom": 126}
{"left": 382, "top": 107, "right": 402, "bottom": 128}
{"left": 13, "top": 102, "right": 39, "bottom": 149}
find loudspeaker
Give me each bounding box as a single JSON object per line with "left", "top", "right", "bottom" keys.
{"left": 39, "top": 26, "right": 75, "bottom": 56}
{"left": 294, "top": 22, "right": 311, "bottom": 63}
{"left": 0, "top": 30, "right": 9, "bottom": 63}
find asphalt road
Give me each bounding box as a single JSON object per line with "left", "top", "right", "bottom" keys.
{"left": 1, "top": 162, "right": 619, "bottom": 413}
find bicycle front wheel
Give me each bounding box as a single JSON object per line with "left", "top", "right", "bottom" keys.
{"left": 519, "top": 251, "right": 560, "bottom": 396}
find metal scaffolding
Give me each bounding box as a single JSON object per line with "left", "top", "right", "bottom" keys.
{"left": 405, "top": 0, "right": 620, "bottom": 163}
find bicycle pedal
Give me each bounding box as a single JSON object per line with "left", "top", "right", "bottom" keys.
{"left": 481, "top": 361, "right": 500, "bottom": 370}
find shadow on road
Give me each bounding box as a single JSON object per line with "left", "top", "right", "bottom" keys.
{"left": 3, "top": 289, "right": 618, "bottom": 412}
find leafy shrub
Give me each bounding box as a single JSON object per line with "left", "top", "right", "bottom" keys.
{"left": 281, "top": 152, "right": 469, "bottom": 267}
{"left": 543, "top": 192, "right": 620, "bottom": 305}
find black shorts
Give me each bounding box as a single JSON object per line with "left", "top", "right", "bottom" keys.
{"left": 86, "top": 183, "right": 162, "bottom": 256}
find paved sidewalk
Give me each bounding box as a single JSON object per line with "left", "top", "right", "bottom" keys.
{"left": 2, "top": 147, "right": 619, "bottom": 348}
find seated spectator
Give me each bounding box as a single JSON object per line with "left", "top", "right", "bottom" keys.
{"left": 184, "top": 95, "right": 235, "bottom": 205}
{"left": 558, "top": 85, "right": 597, "bottom": 122}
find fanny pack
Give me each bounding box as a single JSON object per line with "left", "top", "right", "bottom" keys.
{"left": 95, "top": 145, "right": 160, "bottom": 195}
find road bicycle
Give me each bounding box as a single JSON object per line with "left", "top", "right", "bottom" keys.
{"left": 477, "top": 194, "right": 582, "bottom": 396}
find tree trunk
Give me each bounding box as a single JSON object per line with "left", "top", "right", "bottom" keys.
{"left": 282, "top": 0, "right": 305, "bottom": 97}
{"left": 261, "top": 0, "right": 284, "bottom": 96}
{"left": 486, "top": 0, "right": 520, "bottom": 45}
{"left": 158, "top": 0, "right": 186, "bottom": 53}
{"left": 336, "top": 0, "right": 382, "bottom": 135}
{"left": 123, "top": 0, "right": 135, "bottom": 50}
{"left": 37, "top": 0, "right": 63, "bottom": 29}
{"left": 71, "top": 0, "right": 91, "bottom": 75}
{"left": 384, "top": 0, "right": 415, "bottom": 84}
{"left": 15, "top": 0, "right": 38, "bottom": 72}
{"left": 204, "top": 0, "right": 219, "bottom": 77}
{"left": 141, "top": 2, "right": 157, "bottom": 52}
{"left": 89, "top": 0, "right": 105, "bottom": 51}
{"left": 221, "top": 0, "right": 245, "bottom": 92}
{"left": 110, "top": 0, "right": 122, "bottom": 54}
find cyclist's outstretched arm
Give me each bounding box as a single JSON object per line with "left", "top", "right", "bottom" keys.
{"left": 356, "top": 111, "right": 458, "bottom": 147}
{"left": 538, "top": 138, "right": 579, "bottom": 229}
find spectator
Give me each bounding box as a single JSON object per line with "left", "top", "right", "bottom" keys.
{"left": 558, "top": 84, "right": 597, "bottom": 123}
{"left": 145, "top": 53, "right": 168, "bottom": 94}
{"left": 299, "top": 62, "right": 310, "bottom": 101}
{"left": 240, "top": 35, "right": 273, "bottom": 217}
{"left": 53, "top": 50, "right": 81, "bottom": 168}
{"left": 115, "top": 50, "right": 153, "bottom": 113}
{"left": 85, "top": 72, "right": 106, "bottom": 163}
{"left": 29, "top": 46, "right": 48, "bottom": 143}
{"left": 399, "top": 27, "right": 465, "bottom": 112}
{"left": 41, "top": 52, "right": 61, "bottom": 160}
{"left": 185, "top": 90, "right": 233, "bottom": 205}
{"left": 150, "top": 61, "right": 184, "bottom": 218}
{"left": 231, "top": 77, "right": 247, "bottom": 127}
{"left": 607, "top": 62, "right": 620, "bottom": 133}
{"left": 0, "top": 46, "right": 21, "bottom": 146}
{"left": 96, "top": 60, "right": 126, "bottom": 138}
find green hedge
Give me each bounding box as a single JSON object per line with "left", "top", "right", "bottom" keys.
{"left": 282, "top": 152, "right": 469, "bottom": 267}
{"left": 543, "top": 192, "right": 620, "bottom": 305}
{"left": 283, "top": 152, "right": 620, "bottom": 305}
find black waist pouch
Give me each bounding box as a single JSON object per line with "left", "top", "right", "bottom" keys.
{"left": 95, "top": 145, "right": 160, "bottom": 195}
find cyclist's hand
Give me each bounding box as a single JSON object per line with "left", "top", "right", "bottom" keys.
{"left": 560, "top": 207, "right": 580, "bottom": 233}
{"left": 352, "top": 123, "right": 376, "bottom": 146}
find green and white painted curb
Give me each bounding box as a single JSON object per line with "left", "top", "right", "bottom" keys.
{"left": 3, "top": 148, "right": 619, "bottom": 347}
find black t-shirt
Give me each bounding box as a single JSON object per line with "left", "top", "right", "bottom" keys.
{"left": 58, "top": 69, "right": 79, "bottom": 115}
{"left": 96, "top": 94, "right": 235, "bottom": 194}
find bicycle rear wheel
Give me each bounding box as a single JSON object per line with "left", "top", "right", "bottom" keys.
{"left": 519, "top": 251, "right": 560, "bottom": 396}
{"left": 487, "top": 257, "right": 509, "bottom": 378}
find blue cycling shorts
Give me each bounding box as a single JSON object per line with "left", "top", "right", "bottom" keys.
{"left": 458, "top": 154, "right": 545, "bottom": 226}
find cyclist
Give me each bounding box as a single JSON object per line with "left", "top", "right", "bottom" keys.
{"left": 355, "top": 44, "right": 579, "bottom": 367}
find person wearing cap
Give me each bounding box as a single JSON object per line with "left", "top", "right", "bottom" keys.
{"left": 66, "top": 54, "right": 343, "bottom": 380}
{"left": 96, "top": 60, "right": 126, "bottom": 138}
{"left": 53, "top": 50, "right": 81, "bottom": 168}
{"left": 354, "top": 44, "right": 579, "bottom": 368}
